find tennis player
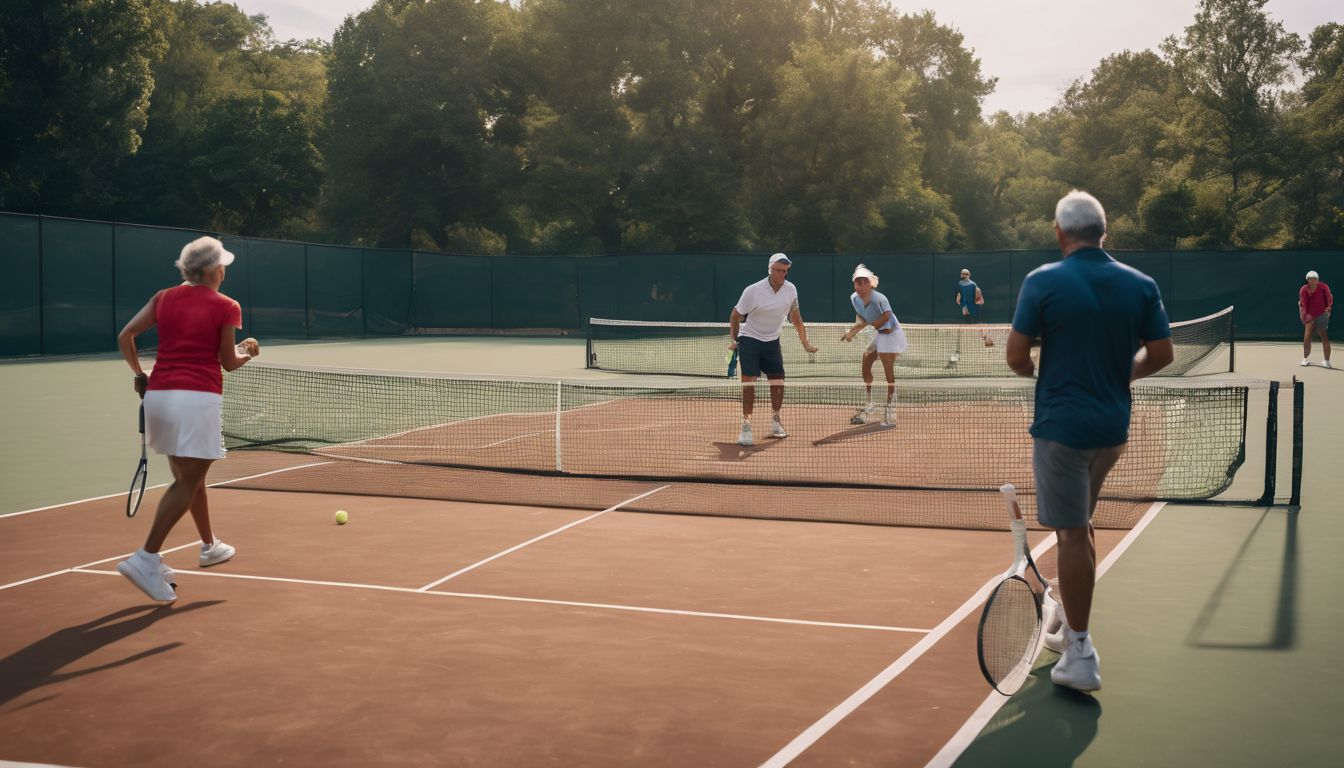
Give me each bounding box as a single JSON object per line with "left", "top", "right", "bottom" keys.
{"left": 1299, "top": 270, "right": 1332, "bottom": 368}
{"left": 115, "top": 236, "right": 259, "bottom": 602}
{"left": 729, "top": 253, "right": 819, "bottom": 446}
{"left": 1006, "top": 191, "right": 1173, "bottom": 692}
{"left": 841, "top": 265, "right": 906, "bottom": 426}
{"left": 956, "top": 268, "right": 984, "bottom": 322}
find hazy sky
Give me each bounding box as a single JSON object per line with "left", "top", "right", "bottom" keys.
{"left": 233, "top": 0, "right": 1340, "bottom": 115}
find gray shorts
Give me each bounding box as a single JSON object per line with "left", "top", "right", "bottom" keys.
{"left": 1310, "top": 313, "right": 1329, "bottom": 331}
{"left": 1032, "top": 438, "right": 1125, "bottom": 529}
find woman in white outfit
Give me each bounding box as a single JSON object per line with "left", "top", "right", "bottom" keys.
{"left": 115, "top": 236, "right": 259, "bottom": 602}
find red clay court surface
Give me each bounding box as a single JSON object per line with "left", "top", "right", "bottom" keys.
{"left": 0, "top": 473, "right": 1148, "bottom": 768}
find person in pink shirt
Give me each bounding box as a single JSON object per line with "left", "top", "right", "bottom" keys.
{"left": 1299, "top": 270, "right": 1333, "bottom": 369}
{"left": 115, "top": 236, "right": 260, "bottom": 602}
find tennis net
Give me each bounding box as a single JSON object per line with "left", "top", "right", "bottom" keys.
{"left": 586, "top": 306, "right": 1234, "bottom": 378}
{"left": 217, "top": 363, "right": 1293, "bottom": 531}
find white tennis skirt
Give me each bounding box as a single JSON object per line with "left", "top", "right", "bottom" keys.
{"left": 144, "top": 389, "right": 226, "bottom": 460}
{"left": 867, "top": 326, "right": 908, "bottom": 355}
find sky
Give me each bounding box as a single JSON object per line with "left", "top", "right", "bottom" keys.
{"left": 233, "top": 0, "right": 1340, "bottom": 115}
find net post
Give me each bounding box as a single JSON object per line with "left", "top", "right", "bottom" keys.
{"left": 585, "top": 318, "right": 594, "bottom": 369}
{"left": 1229, "top": 305, "right": 1236, "bottom": 373}
{"left": 554, "top": 380, "right": 564, "bottom": 472}
{"left": 1256, "top": 380, "right": 1279, "bottom": 506}
{"left": 1290, "top": 377, "right": 1303, "bottom": 507}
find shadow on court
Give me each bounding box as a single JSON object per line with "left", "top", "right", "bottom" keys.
{"left": 954, "top": 673, "right": 1102, "bottom": 768}
{"left": 811, "top": 421, "right": 893, "bottom": 446}
{"left": 712, "top": 438, "right": 787, "bottom": 461}
{"left": 1186, "top": 508, "right": 1299, "bottom": 650}
{"left": 0, "top": 600, "right": 224, "bottom": 707}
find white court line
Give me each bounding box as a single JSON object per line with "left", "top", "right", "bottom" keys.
{"left": 416, "top": 485, "right": 670, "bottom": 591}
{"left": 923, "top": 502, "right": 1168, "bottom": 768}
{"left": 2, "top": 461, "right": 334, "bottom": 518}
{"left": 0, "top": 542, "right": 201, "bottom": 591}
{"left": 758, "top": 534, "right": 1063, "bottom": 768}
{"left": 70, "top": 566, "right": 930, "bottom": 634}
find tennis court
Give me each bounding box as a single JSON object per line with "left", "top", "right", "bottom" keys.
{"left": 1, "top": 338, "right": 1339, "bottom": 767}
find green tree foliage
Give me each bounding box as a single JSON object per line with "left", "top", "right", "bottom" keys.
{"left": 111, "top": 1, "right": 325, "bottom": 236}
{"left": 1161, "top": 0, "right": 1303, "bottom": 245}
{"left": 3, "top": 0, "right": 1340, "bottom": 252}
{"left": 325, "top": 0, "right": 517, "bottom": 249}
{"left": 0, "top": 0, "right": 164, "bottom": 214}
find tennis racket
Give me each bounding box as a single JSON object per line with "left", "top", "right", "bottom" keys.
{"left": 126, "top": 403, "right": 148, "bottom": 518}
{"left": 975, "top": 483, "right": 1058, "bottom": 695}
{"left": 726, "top": 347, "right": 739, "bottom": 378}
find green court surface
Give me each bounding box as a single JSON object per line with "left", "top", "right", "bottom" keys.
{"left": 1, "top": 338, "right": 1340, "bottom": 766}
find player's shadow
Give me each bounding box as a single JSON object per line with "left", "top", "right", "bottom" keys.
{"left": 952, "top": 672, "right": 1101, "bottom": 767}
{"left": 0, "top": 600, "right": 224, "bottom": 708}
{"left": 811, "top": 422, "right": 892, "bottom": 446}
{"left": 712, "top": 438, "right": 786, "bottom": 461}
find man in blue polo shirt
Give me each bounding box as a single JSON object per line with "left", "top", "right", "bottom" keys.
{"left": 1005, "top": 190, "right": 1173, "bottom": 693}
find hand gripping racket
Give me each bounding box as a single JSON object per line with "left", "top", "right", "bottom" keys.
{"left": 726, "top": 347, "right": 739, "bottom": 378}
{"left": 126, "top": 403, "right": 148, "bottom": 518}
{"left": 975, "top": 483, "right": 1059, "bottom": 695}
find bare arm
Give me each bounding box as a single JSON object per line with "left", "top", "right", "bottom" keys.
{"left": 118, "top": 293, "right": 160, "bottom": 395}
{"left": 217, "top": 326, "right": 253, "bottom": 372}
{"left": 790, "top": 306, "right": 817, "bottom": 353}
{"left": 1005, "top": 330, "right": 1035, "bottom": 377}
{"left": 1130, "top": 337, "right": 1174, "bottom": 382}
{"left": 843, "top": 315, "right": 868, "bottom": 341}
{"left": 729, "top": 308, "right": 744, "bottom": 349}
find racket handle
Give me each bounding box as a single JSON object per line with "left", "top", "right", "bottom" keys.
{"left": 138, "top": 403, "right": 145, "bottom": 434}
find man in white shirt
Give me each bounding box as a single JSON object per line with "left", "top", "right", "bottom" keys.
{"left": 729, "top": 253, "right": 818, "bottom": 446}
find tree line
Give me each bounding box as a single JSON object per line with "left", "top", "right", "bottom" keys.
{"left": 1, "top": 0, "right": 1340, "bottom": 253}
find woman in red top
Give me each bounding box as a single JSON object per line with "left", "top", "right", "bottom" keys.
{"left": 1299, "top": 270, "right": 1332, "bottom": 369}
{"left": 115, "top": 236, "right": 260, "bottom": 602}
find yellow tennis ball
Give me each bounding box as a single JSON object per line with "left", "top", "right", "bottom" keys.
{"left": 334, "top": 510, "right": 348, "bottom": 525}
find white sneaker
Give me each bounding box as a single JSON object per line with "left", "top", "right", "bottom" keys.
{"left": 738, "top": 422, "right": 753, "bottom": 446}
{"left": 881, "top": 405, "right": 895, "bottom": 426}
{"left": 1050, "top": 632, "right": 1101, "bottom": 692}
{"left": 770, "top": 418, "right": 787, "bottom": 438}
{"left": 1324, "top": 360, "right": 1333, "bottom": 369}
{"left": 950, "top": 351, "right": 961, "bottom": 364}
{"left": 199, "top": 539, "right": 236, "bottom": 567}
{"left": 1301, "top": 358, "right": 1311, "bottom": 367}
{"left": 1042, "top": 601, "right": 1065, "bottom": 652}
{"left": 117, "top": 552, "right": 177, "bottom": 602}
{"left": 851, "top": 404, "right": 877, "bottom": 425}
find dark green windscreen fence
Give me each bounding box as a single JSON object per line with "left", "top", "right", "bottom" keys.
{"left": 0, "top": 212, "right": 1339, "bottom": 355}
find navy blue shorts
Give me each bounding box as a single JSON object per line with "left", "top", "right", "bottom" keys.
{"left": 737, "top": 336, "right": 785, "bottom": 378}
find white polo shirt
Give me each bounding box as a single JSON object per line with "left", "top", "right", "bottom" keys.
{"left": 734, "top": 278, "right": 799, "bottom": 342}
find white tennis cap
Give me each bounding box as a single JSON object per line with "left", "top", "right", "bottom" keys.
{"left": 1306, "top": 270, "right": 1319, "bottom": 279}
{"left": 177, "top": 236, "right": 235, "bottom": 274}
{"left": 852, "top": 264, "right": 878, "bottom": 286}
{"left": 769, "top": 252, "right": 792, "bottom": 266}
{"left": 961, "top": 268, "right": 970, "bottom": 275}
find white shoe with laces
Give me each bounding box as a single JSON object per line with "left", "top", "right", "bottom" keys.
{"left": 1301, "top": 358, "right": 1311, "bottom": 366}
{"left": 1324, "top": 360, "right": 1333, "bottom": 369}
{"left": 1051, "top": 630, "right": 1101, "bottom": 692}
{"left": 117, "top": 551, "right": 177, "bottom": 602}
{"left": 770, "top": 417, "right": 787, "bottom": 439}
{"left": 881, "top": 404, "right": 895, "bottom": 426}
{"left": 199, "top": 539, "right": 236, "bottom": 567}
{"left": 738, "top": 421, "right": 753, "bottom": 446}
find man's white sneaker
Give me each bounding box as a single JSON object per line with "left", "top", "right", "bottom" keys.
{"left": 770, "top": 418, "right": 787, "bottom": 438}
{"left": 1301, "top": 358, "right": 1311, "bottom": 367}
{"left": 117, "top": 552, "right": 177, "bottom": 602}
{"left": 738, "top": 422, "right": 753, "bottom": 446}
{"left": 199, "top": 539, "right": 236, "bottom": 567}
{"left": 1323, "top": 360, "right": 1333, "bottom": 369}
{"left": 1050, "top": 633, "right": 1101, "bottom": 692}
{"left": 881, "top": 405, "right": 895, "bottom": 426}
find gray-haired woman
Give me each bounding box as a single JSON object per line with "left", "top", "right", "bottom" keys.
{"left": 115, "top": 236, "right": 260, "bottom": 602}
